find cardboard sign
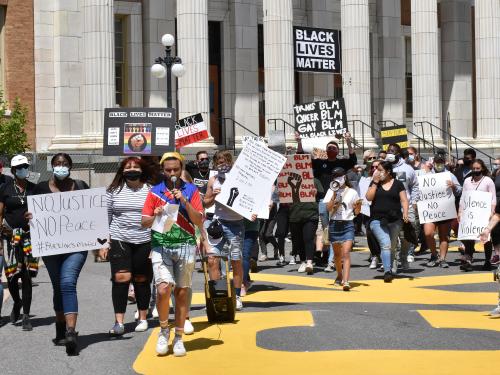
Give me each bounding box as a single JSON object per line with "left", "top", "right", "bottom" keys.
{"left": 417, "top": 172, "right": 457, "bottom": 224}
{"left": 175, "top": 113, "right": 209, "bottom": 148}
{"left": 458, "top": 190, "right": 492, "bottom": 240}
{"left": 381, "top": 125, "right": 409, "bottom": 150}
{"left": 103, "top": 108, "right": 176, "bottom": 156}
{"left": 215, "top": 138, "right": 286, "bottom": 220}
{"left": 278, "top": 154, "right": 315, "bottom": 203}
{"left": 294, "top": 98, "right": 348, "bottom": 139}
{"left": 28, "top": 188, "right": 110, "bottom": 257}
{"left": 293, "top": 26, "right": 341, "bottom": 73}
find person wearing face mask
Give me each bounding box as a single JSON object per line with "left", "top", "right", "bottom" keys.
{"left": 185, "top": 151, "right": 211, "bottom": 197}
{"left": 458, "top": 159, "right": 496, "bottom": 271}
{"left": 423, "top": 155, "right": 462, "bottom": 268}
{"left": 101, "top": 157, "right": 153, "bottom": 337}
{"left": 0, "top": 155, "right": 37, "bottom": 331}
{"left": 385, "top": 143, "right": 419, "bottom": 270}
{"left": 32, "top": 153, "right": 89, "bottom": 354}
{"left": 454, "top": 148, "right": 476, "bottom": 186}
{"left": 366, "top": 161, "right": 409, "bottom": 282}
{"left": 407, "top": 147, "right": 422, "bottom": 170}
{"left": 325, "top": 168, "right": 362, "bottom": 290}
{"left": 490, "top": 157, "right": 500, "bottom": 265}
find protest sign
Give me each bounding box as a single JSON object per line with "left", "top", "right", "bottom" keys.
{"left": 103, "top": 108, "right": 176, "bottom": 156}
{"left": 417, "top": 172, "right": 457, "bottom": 224}
{"left": 215, "top": 138, "right": 286, "bottom": 220}
{"left": 381, "top": 125, "right": 408, "bottom": 150}
{"left": 278, "top": 154, "right": 315, "bottom": 204}
{"left": 294, "top": 98, "right": 348, "bottom": 139}
{"left": 458, "top": 190, "right": 492, "bottom": 240}
{"left": 151, "top": 203, "right": 179, "bottom": 233}
{"left": 242, "top": 135, "right": 266, "bottom": 147}
{"left": 293, "top": 26, "right": 341, "bottom": 73}
{"left": 175, "top": 113, "right": 209, "bottom": 148}
{"left": 28, "top": 188, "right": 109, "bottom": 257}
{"left": 268, "top": 130, "right": 286, "bottom": 154}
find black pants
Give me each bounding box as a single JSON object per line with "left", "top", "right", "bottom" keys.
{"left": 463, "top": 240, "right": 493, "bottom": 263}
{"left": 290, "top": 220, "right": 318, "bottom": 262}
{"left": 8, "top": 265, "right": 32, "bottom": 315}
{"left": 109, "top": 240, "right": 152, "bottom": 314}
{"left": 274, "top": 205, "right": 290, "bottom": 257}
{"left": 258, "top": 205, "right": 278, "bottom": 256}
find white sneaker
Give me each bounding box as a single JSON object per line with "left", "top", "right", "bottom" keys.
{"left": 284, "top": 237, "right": 291, "bottom": 243}
{"left": 184, "top": 319, "right": 194, "bottom": 335}
{"left": 305, "top": 261, "right": 313, "bottom": 274}
{"left": 135, "top": 319, "right": 148, "bottom": 332}
{"left": 407, "top": 255, "right": 415, "bottom": 263}
{"left": 369, "top": 257, "right": 378, "bottom": 269}
{"left": 324, "top": 262, "right": 335, "bottom": 272}
{"left": 156, "top": 328, "right": 170, "bottom": 355}
{"left": 152, "top": 306, "right": 159, "bottom": 319}
{"left": 134, "top": 310, "right": 139, "bottom": 320}
{"left": 298, "top": 262, "right": 307, "bottom": 273}
{"left": 258, "top": 254, "right": 268, "bottom": 261}
{"left": 172, "top": 336, "right": 187, "bottom": 357}
{"left": 289, "top": 256, "right": 297, "bottom": 265}
{"left": 236, "top": 296, "right": 243, "bottom": 311}
{"left": 391, "top": 259, "right": 398, "bottom": 274}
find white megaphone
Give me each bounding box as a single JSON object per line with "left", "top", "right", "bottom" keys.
{"left": 330, "top": 180, "right": 340, "bottom": 192}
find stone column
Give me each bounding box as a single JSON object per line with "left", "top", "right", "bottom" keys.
{"left": 377, "top": 0, "right": 404, "bottom": 125}
{"left": 341, "top": 0, "right": 375, "bottom": 146}
{"left": 263, "top": 0, "right": 295, "bottom": 133}
{"left": 475, "top": 0, "right": 500, "bottom": 145}
{"left": 176, "top": 0, "right": 210, "bottom": 125}
{"left": 440, "top": 0, "right": 473, "bottom": 141}
{"left": 411, "top": 0, "right": 441, "bottom": 138}
{"left": 81, "top": 0, "right": 115, "bottom": 148}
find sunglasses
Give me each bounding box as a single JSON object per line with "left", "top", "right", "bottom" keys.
{"left": 367, "top": 157, "right": 376, "bottom": 161}
{"left": 198, "top": 158, "right": 209, "bottom": 162}
{"left": 15, "top": 164, "right": 30, "bottom": 169}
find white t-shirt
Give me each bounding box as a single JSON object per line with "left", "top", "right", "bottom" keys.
{"left": 324, "top": 187, "right": 360, "bottom": 221}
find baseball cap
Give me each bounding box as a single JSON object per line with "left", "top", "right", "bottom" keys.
{"left": 331, "top": 167, "right": 346, "bottom": 177}
{"left": 11, "top": 155, "right": 30, "bottom": 167}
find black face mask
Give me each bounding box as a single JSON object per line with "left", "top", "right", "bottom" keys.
{"left": 464, "top": 159, "right": 473, "bottom": 166}
{"left": 198, "top": 159, "right": 210, "bottom": 170}
{"left": 123, "top": 171, "right": 142, "bottom": 181}
{"left": 471, "top": 170, "right": 482, "bottom": 177}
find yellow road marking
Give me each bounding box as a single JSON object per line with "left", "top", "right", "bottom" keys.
{"left": 418, "top": 310, "right": 500, "bottom": 332}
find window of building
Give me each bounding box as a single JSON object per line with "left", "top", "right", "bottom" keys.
{"left": 405, "top": 37, "right": 412, "bottom": 118}
{"left": 115, "top": 16, "right": 127, "bottom": 107}
{"left": 401, "top": 0, "right": 411, "bottom": 26}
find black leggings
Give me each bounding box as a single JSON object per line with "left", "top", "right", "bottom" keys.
{"left": 463, "top": 240, "right": 492, "bottom": 263}
{"left": 259, "top": 205, "right": 278, "bottom": 254}
{"left": 8, "top": 266, "right": 32, "bottom": 315}
{"left": 290, "top": 220, "right": 318, "bottom": 262}
{"left": 274, "top": 205, "right": 290, "bottom": 257}
{"left": 109, "top": 240, "right": 152, "bottom": 314}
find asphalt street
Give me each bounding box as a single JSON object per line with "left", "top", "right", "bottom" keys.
{"left": 0, "top": 238, "right": 498, "bottom": 375}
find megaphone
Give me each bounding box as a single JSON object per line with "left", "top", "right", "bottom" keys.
{"left": 330, "top": 180, "right": 340, "bottom": 192}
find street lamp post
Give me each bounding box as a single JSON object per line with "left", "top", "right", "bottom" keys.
{"left": 151, "top": 34, "right": 185, "bottom": 108}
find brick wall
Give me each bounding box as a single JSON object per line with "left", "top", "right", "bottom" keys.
{"left": 4, "top": 0, "right": 36, "bottom": 149}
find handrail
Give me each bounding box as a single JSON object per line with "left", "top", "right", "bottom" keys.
{"left": 219, "top": 117, "right": 258, "bottom": 152}
{"left": 267, "top": 118, "right": 296, "bottom": 134}
{"left": 414, "top": 121, "right": 494, "bottom": 167}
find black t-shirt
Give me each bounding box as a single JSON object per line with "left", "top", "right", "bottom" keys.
{"left": 312, "top": 153, "right": 357, "bottom": 192}
{"left": 0, "top": 179, "right": 36, "bottom": 229}
{"left": 370, "top": 179, "right": 405, "bottom": 221}
{"left": 494, "top": 172, "right": 500, "bottom": 202}
{"left": 0, "top": 174, "right": 13, "bottom": 189}
{"left": 34, "top": 179, "right": 89, "bottom": 195}
{"left": 189, "top": 169, "right": 210, "bottom": 195}
{"left": 495, "top": 199, "right": 500, "bottom": 215}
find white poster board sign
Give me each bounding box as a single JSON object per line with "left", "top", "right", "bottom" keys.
{"left": 28, "top": 188, "right": 110, "bottom": 257}
{"left": 215, "top": 139, "right": 287, "bottom": 220}
{"left": 417, "top": 172, "right": 457, "bottom": 224}
{"left": 458, "top": 190, "right": 492, "bottom": 240}
{"left": 278, "top": 154, "right": 315, "bottom": 203}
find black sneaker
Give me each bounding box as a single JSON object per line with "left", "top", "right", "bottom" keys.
{"left": 460, "top": 261, "right": 473, "bottom": 272}
{"left": 482, "top": 261, "right": 492, "bottom": 271}
{"left": 384, "top": 272, "right": 393, "bottom": 283}
{"left": 21, "top": 314, "right": 32, "bottom": 331}
{"left": 10, "top": 302, "right": 22, "bottom": 323}
{"left": 65, "top": 328, "right": 79, "bottom": 355}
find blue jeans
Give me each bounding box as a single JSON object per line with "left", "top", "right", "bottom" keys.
{"left": 318, "top": 201, "right": 329, "bottom": 229}
{"left": 0, "top": 254, "right": 4, "bottom": 314}
{"left": 243, "top": 231, "right": 259, "bottom": 284}
{"left": 212, "top": 219, "right": 244, "bottom": 261}
{"left": 43, "top": 251, "right": 87, "bottom": 314}
{"left": 369, "top": 219, "right": 402, "bottom": 272}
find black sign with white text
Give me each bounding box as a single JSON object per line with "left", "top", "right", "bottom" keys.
{"left": 294, "top": 98, "right": 348, "bottom": 139}
{"left": 294, "top": 26, "right": 341, "bottom": 73}
{"left": 103, "top": 108, "right": 176, "bottom": 156}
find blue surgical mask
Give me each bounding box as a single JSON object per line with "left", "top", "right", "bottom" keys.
{"left": 408, "top": 155, "right": 415, "bottom": 162}
{"left": 15, "top": 168, "right": 29, "bottom": 180}
{"left": 53, "top": 166, "right": 70, "bottom": 180}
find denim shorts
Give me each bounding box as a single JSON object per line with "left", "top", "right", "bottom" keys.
{"left": 206, "top": 219, "right": 244, "bottom": 261}
{"left": 329, "top": 220, "right": 355, "bottom": 244}
{"left": 151, "top": 244, "right": 196, "bottom": 288}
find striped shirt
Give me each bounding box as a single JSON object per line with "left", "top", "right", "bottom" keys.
{"left": 107, "top": 183, "right": 151, "bottom": 244}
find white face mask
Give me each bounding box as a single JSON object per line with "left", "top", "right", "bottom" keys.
{"left": 408, "top": 154, "right": 415, "bottom": 162}
{"left": 53, "top": 166, "right": 70, "bottom": 180}
{"left": 385, "top": 153, "right": 396, "bottom": 163}
{"left": 378, "top": 172, "right": 386, "bottom": 181}
{"left": 334, "top": 176, "right": 345, "bottom": 187}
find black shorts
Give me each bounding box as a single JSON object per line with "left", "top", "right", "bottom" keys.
{"left": 109, "top": 240, "right": 152, "bottom": 281}
{"left": 491, "top": 223, "right": 500, "bottom": 247}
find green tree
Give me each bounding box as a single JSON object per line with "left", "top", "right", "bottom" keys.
{"left": 0, "top": 94, "right": 30, "bottom": 157}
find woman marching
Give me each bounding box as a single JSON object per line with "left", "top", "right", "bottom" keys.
{"left": 366, "top": 161, "right": 409, "bottom": 282}
{"left": 326, "top": 167, "right": 362, "bottom": 291}
{"left": 0, "top": 155, "right": 37, "bottom": 330}
{"left": 104, "top": 157, "right": 153, "bottom": 336}
{"left": 32, "top": 153, "right": 89, "bottom": 355}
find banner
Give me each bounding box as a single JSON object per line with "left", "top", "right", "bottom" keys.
{"left": 294, "top": 98, "right": 348, "bottom": 139}
{"left": 28, "top": 188, "right": 110, "bottom": 257}
{"left": 215, "top": 138, "right": 286, "bottom": 220}
{"left": 278, "top": 154, "right": 315, "bottom": 204}
{"left": 458, "top": 190, "right": 492, "bottom": 240}
{"left": 417, "top": 172, "right": 457, "bottom": 224}
{"left": 175, "top": 113, "right": 209, "bottom": 148}
{"left": 293, "top": 26, "right": 341, "bottom": 73}
{"left": 103, "top": 108, "right": 176, "bottom": 156}
{"left": 381, "top": 125, "right": 408, "bottom": 150}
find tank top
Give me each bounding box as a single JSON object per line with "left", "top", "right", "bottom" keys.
{"left": 213, "top": 176, "right": 243, "bottom": 221}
